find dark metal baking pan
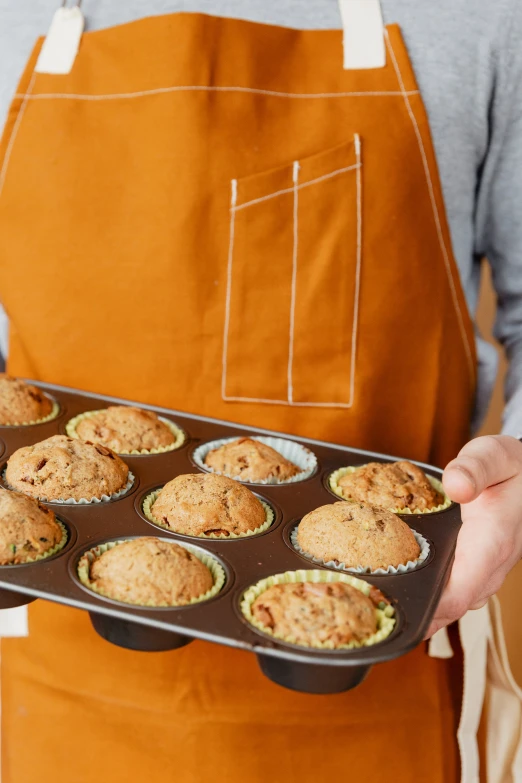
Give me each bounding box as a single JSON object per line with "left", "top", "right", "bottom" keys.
{"left": 0, "top": 381, "right": 461, "bottom": 694}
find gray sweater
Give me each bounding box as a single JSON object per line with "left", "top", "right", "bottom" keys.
{"left": 1, "top": 0, "right": 522, "bottom": 437}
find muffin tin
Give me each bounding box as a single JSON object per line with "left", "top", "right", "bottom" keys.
{"left": 0, "top": 382, "right": 461, "bottom": 694}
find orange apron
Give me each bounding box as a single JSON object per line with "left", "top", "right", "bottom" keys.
{"left": 0, "top": 12, "right": 476, "bottom": 783}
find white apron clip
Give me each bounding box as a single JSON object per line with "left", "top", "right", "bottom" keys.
{"left": 35, "top": 1, "right": 84, "bottom": 75}
{"left": 338, "top": 0, "right": 386, "bottom": 70}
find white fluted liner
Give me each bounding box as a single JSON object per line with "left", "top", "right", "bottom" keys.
{"left": 291, "top": 525, "right": 430, "bottom": 575}
{"left": 192, "top": 435, "right": 317, "bottom": 484}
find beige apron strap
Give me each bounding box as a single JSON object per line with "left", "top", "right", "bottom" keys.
{"left": 428, "top": 626, "right": 455, "bottom": 659}
{"left": 486, "top": 596, "right": 522, "bottom": 783}
{"left": 458, "top": 606, "right": 490, "bottom": 783}
{"left": 35, "top": 1, "right": 84, "bottom": 76}
{"left": 0, "top": 607, "right": 28, "bottom": 638}
{"left": 338, "top": 0, "right": 386, "bottom": 69}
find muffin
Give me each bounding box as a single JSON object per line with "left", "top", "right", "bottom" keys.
{"left": 0, "top": 374, "right": 53, "bottom": 425}
{"left": 296, "top": 501, "right": 420, "bottom": 571}
{"left": 72, "top": 406, "right": 179, "bottom": 453}
{"left": 333, "top": 461, "right": 445, "bottom": 511}
{"left": 149, "top": 473, "right": 267, "bottom": 537}
{"left": 0, "top": 487, "right": 64, "bottom": 564}
{"left": 204, "top": 438, "right": 300, "bottom": 482}
{"left": 251, "top": 581, "right": 381, "bottom": 648}
{"left": 82, "top": 537, "right": 214, "bottom": 606}
{"left": 5, "top": 435, "right": 130, "bottom": 501}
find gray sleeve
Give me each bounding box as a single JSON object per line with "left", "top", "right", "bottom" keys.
{"left": 474, "top": 4, "right": 522, "bottom": 437}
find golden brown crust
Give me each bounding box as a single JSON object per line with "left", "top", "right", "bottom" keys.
{"left": 75, "top": 406, "right": 176, "bottom": 453}
{"left": 0, "top": 374, "right": 53, "bottom": 425}
{"left": 336, "top": 461, "right": 444, "bottom": 511}
{"left": 296, "top": 501, "right": 420, "bottom": 570}
{"left": 89, "top": 537, "right": 213, "bottom": 605}
{"left": 151, "top": 473, "right": 266, "bottom": 536}
{"left": 5, "top": 435, "right": 129, "bottom": 501}
{"left": 0, "top": 487, "right": 62, "bottom": 564}
{"left": 204, "top": 438, "right": 300, "bottom": 482}
{"left": 251, "top": 581, "right": 377, "bottom": 647}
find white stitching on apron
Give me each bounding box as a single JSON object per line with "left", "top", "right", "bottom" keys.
{"left": 0, "top": 73, "right": 36, "bottom": 199}
{"left": 233, "top": 162, "right": 361, "bottom": 211}
{"left": 221, "top": 179, "right": 238, "bottom": 403}
{"left": 351, "top": 133, "right": 363, "bottom": 408}
{"left": 14, "top": 88, "right": 420, "bottom": 102}
{"left": 385, "top": 31, "right": 475, "bottom": 386}
{"left": 287, "top": 161, "right": 300, "bottom": 404}
{"left": 222, "top": 139, "right": 362, "bottom": 407}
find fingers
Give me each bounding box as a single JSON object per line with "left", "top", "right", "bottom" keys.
{"left": 443, "top": 435, "right": 522, "bottom": 504}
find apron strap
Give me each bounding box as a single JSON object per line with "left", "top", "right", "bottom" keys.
{"left": 338, "top": 0, "right": 386, "bottom": 70}
{"left": 35, "top": 1, "right": 84, "bottom": 75}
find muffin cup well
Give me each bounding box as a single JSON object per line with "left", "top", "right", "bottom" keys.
{"left": 192, "top": 436, "right": 317, "bottom": 485}
{"left": 240, "top": 569, "right": 396, "bottom": 650}
{"left": 142, "top": 489, "right": 274, "bottom": 539}
{"left": 290, "top": 526, "right": 430, "bottom": 575}
{"left": 0, "top": 398, "right": 60, "bottom": 428}
{"left": 65, "top": 410, "right": 186, "bottom": 455}
{"left": 77, "top": 538, "right": 226, "bottom": 607}
{"left": 0, "top": 519, "right": 68, "bottom": 566}
{"left": 3, "top": 470, "right": 135, "bottom": 505}
{"left": 328, "top": 466, "right": 451, "bottom": 514}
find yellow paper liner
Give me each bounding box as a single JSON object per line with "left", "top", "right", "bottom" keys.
{"left": 1, "top": 519, "right": 68, "bottom": 566}
{"left": 0, "top": 399, "right": 60, "bottom": 428}
{"left": 240, "top": 569, "right": 396, "bottom": 650}
{"left": 77, "top": 538, "right": 225, "bottom": 607}
{"left": 142, "top": 489, "right": 274, "bottom": 539}
{"left": 328, "top": 466, "right": 451, "bottom": 514}
{"left": 65, "top": 409, "right": 186, "bottom": 455}
{"left": 3, "top": 469, "right": 135, "bottom": 505}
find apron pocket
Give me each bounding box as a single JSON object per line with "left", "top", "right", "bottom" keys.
{"left": 223, "top": 135, "right": 362, "bottom": 407}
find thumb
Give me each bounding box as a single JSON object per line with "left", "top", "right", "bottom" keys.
{"left": 443, "top": 435, "right": 521, "bottom": 504}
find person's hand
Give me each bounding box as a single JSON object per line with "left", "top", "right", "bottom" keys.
{"left": 425, "top": 434, "right": 522, "bottom": 638}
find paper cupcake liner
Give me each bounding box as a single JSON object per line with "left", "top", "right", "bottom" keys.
{"left": 240, "top": 569, "right": 396, "bottom": 650}
{"left": 291, "top": 526, "right": 430, "bottom": 575}
{"left": 77, "top": 538, "right": 226, "bottom": 607}
{"left": 3, "top": 469, "right": 135, "bottom": 505}
{"left": 0, "top": 399, "right": 60, "bottom": 428}
{"left": 0, "top": 519, "right": 68, "bottom": 566}
{"left": 192, "top": 436, "right": 317, "bottom": 485}
{"left": 142, "top": 489, "right": 274, "bottom": 539}
{"left": 65, "top": 410, "right": 186, "bottom": 455}
{"left": 328, "top": 466, "right": 451, "bottom": 514}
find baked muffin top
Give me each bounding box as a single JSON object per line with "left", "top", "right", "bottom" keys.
{"left": 5, "top": 435, "right": 129, "bottom": 502}
{"left": 204, "top": 438, "right": 300, "bottom": 482}
{"left": 74, "top": 406, "right": 176, "bottom": 453}
{"left": 251, "top": 581, "right": 379, "bottom": 647}
{"left": 336, "top": 461, "right": 444, "bottom": 511}
{"left": 88, "top": 537, "right": 213, "bottom": 606}
{"left": 0, "top": 374, "right": 53, "bottom": 425}
{"left": 296, "top": 501, "right": 420, "bottom": 570}
{"left": 151, "top": 473, "right": 266, "bottom": 536}
{"left": 0, "top": 487, "right": 63, "bottom": 564}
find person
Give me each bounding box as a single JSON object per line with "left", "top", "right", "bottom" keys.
{"left": 0, "top": 1, "right": 521, "bottom": 781}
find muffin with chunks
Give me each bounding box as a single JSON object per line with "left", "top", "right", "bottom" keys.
{"left": 5, "top": 435, "right": 130, "bottom": 501}
{"left": 0, "top": 374, "right": 53, "bottom": 425}
{"left": 0, "top": 487, "right": 64, "bottom": 564}
{"left": 73, "top": 406, "right": 178, "bottom": 453}
{"left": 84, "top": 537, "right": 214, "bottom": 606}
{"left": 251, "top": 581, "right": 384, "bottom": 648}
{"left": 296, "top": 501, "right": 420, "bottom": 571}
{"left": 334, "top": 461, "right": 444, "bottom": 511}
{"left": 204, "top": 438, "right": 300, "bottom": 482}
{"left": 150, "top": 473, "right": 266, "bottom": 537}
